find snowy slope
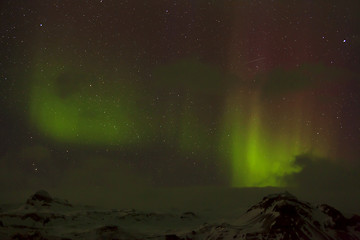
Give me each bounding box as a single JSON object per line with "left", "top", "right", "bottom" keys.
{"left": 0, "top": 190, "right": 359, "bottom": 240}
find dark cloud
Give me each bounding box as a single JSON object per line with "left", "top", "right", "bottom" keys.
{"left": 0, "top": 145, "right": 148, "bottom": 205}
{"left": 0, "top": 147, "right": 279, "bottom": 213}
{"left": 53, "top": 156, "right": 151, "bottom": 207}
{"left": 152, "top": 58, "right": 237, "bottom": 95}
{"left": 286, "top": 154, "right": 360, "bottom": 214}
{"left": 0, "top": 145, "right": 56, "bottom": 192}
{"left": 259, "top": 63, "right": 352, "bottom": 99}
{"left": 2, "top": 148, "right": 360, "bottom": 215}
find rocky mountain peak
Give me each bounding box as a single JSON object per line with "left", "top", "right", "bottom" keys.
{"left": 25, "top": 190, "right": 72, "bottom": 208}
{"left": 29, "top": 190, "right": 53, "bottom": 203}
{"left": 247, "top": 191, "right": 312, "bottom": 215}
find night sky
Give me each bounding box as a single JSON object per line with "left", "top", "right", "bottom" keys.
{"left": 0, "top": 0, "right": 360, "bottom": 210}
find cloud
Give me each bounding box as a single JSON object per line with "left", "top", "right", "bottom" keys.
{"left": 286, "top": 154, "right": 360, "bottom": 214}
{"left": 54, "top": 156, "right": 151, "bottom": 207}
{"left": 0, "top": 147, "right": 151, "bottom": 208}
{"left": 258, "top": 63, "right": 351, "bottom": 99}
{"left": 152, "top": 58, "right": 237, "bottom": 95}
{"left": 1, "top": 145, "right": 359, "bottom": 215}
{"left": 0, "top": 145, "right": 55, "bottom": 193}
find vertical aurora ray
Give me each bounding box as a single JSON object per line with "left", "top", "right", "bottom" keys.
{"left": 224, "top": 86, "right": 340, "bottom": 187}
{"left": 223, "top": 4, "right": 343, "bottom": 186}
{"left": 244, "top": 94, "right": 270, "bottom": 186}
{"left": 228, "top": 108, "right": 247, "bottom": 186}
{"left": 222, "top": 90, "right": 322, "bottom": 187}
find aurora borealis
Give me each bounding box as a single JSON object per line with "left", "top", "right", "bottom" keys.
{"left": 29, "top": 61, "right": 147, "bottom": 146}
{"left": 1, "top": 0, "right": 360, "bottom": 205}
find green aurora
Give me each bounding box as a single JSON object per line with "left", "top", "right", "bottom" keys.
{"left": 223, "top": 86, "right": 336, "bottom": 187}
{"left": 222, "top": 93, "right": 303, "bottom": 187}
{"left": 29, "top": 60, "right": 335, "bottom": 188}
{"left": 29, "top": 63, "right": 147, "bottom": 146}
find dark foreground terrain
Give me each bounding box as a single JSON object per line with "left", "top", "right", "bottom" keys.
{"left": 0, "top": 190, "right": 359, "bottom": 240}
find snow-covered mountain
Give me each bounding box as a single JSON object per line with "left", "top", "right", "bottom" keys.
{"left": 0, "top": 190, "right": 359, "bottom": 240}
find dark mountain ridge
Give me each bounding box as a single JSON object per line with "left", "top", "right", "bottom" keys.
{"left": 0, "top": 190, "right": 359, "bottom": 240}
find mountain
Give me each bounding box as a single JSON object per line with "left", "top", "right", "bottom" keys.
{"left": 230, "top": 191, "right": 360, "bottom": 240}
{"left": 0, "top": 190, "right": 359, "bottom": 240}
